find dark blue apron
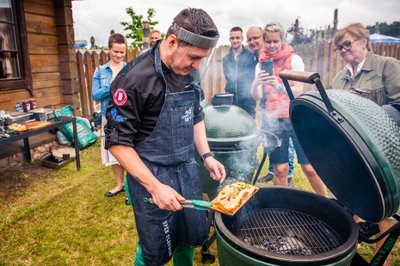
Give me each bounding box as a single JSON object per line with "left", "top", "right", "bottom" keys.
{"left": 126, "top": 46, "right": 208, "bottom": 266}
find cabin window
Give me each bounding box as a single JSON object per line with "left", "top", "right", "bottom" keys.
{"left": 0, "top": 0, "right": 32, "bottom": 93}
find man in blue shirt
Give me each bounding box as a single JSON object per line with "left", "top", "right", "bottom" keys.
{"left": 223, "top": 27, "right": 257, "bottom": 117}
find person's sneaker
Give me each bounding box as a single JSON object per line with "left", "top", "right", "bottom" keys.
{"left": 257, "top": 172, "right": 273, "bottom": 183}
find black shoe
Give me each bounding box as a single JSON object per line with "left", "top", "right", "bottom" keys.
{"left": 125, "top": 197, "right": 131, "bottom": 206}
{"left": 257, "top": 173, "right": 273, "bottom": 183}
{"left": 104, "top": 187, "right": 125, "bottom": 197}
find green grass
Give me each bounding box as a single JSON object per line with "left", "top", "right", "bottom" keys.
{"left": 0, "top": 142, "right": 398, "bottom": 265}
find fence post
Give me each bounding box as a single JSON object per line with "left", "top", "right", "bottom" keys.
{"left": 79, "top": 52, "right": 91, "bottom": 118}
{"left": 76, "top": 52, "right": 86, "bottom": 117}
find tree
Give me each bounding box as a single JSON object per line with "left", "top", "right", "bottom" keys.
{"left": 120, "top": 7, "right": 158, "bottom": 49}
{"left": 366, "top": 21, "right": 400, "bottom": 37}
{"left": 287, "top": 17, "right": 315, "bottom": 45}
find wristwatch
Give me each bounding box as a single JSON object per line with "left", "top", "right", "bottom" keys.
{"left": 201, "top": 152, "right": 214, "bottom": 163}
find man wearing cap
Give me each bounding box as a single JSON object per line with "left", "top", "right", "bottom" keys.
{"left": 104, "top": 8, "right": 226, "bottom": 266}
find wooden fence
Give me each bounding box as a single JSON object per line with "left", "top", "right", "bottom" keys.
{"left": 75, "top": 42, "right": 400, "bottom": 119}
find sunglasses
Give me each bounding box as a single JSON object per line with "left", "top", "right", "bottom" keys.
{"left": 247, "top": 36, "right": 261, "bottom": 43}
{"left": 334, "top": 39, "right": 359, "bottom": 52}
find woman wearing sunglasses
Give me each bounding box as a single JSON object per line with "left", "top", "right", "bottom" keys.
{"left": 332, "top": 23, "right": 400, "bottom": 266}
{"left": 332, "top": 23, "right": 400, "bottom": 106}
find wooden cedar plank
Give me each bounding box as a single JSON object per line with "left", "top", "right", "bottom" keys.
{"left": 32, "top": 72, "right": 61, "bottom": 82}
{"left": 27, "top": 33, "right": 58, "bottom": 46}
{"left": 125, "top": 49, "right": 140, "bottom": 62}
{"left": 92, "top": 51, "right": 100, "bottom": 69}
{"left": 327, "top": 41, "right": 336, "bottom": 88}
{"left": 99, "top": 51, "right": 109, "bottom": 65}
{"left": 30, "top": 54, "right": 60, "bottom": 71}
{"left": 394, "top": 44, "right": 400, "bottom": 60}
{"left": 295, "top": 45, "right": 309, "bottom": 71}
{"left": 25, "top": 13, "right": 57, "bottom": 35}
{"left": 27, "top": 34, "right": 59, "bottom": 55}
{"left": 34, "top": 87, "right": 63, "bottom": 107}
{"left": 24, "top": 2, "right": 55, "bottom": 17}
{"left": 82, "top": 52, "right": 95, "bottom": 117}
{"left": 76, "top": 52, "right": 88, "bottom": 117}
{"left": 24, "top": 0, "right": 53, "bottom": 6}
{"left": 0, "top": 90, "right": 32, "bottom": 109}
{"left": 28, "top": 44, "right": 58, "bottom": 55}
{"left": 311, "top": 42, "right": 319, "bottom": 75}
{"left": 320, "top": 40, "right": 330, "bottom": 87}
{"left": 31, "top": 65, "right": 60, "bottom": 73}
{"left": 32, "top": 76, "right": 61, "bottom": 90}
{"left": 219, "top": 46, "right": 228, "bottom": 95}
{"left": 0, "top": 89, "right": 62, "bottom": 111}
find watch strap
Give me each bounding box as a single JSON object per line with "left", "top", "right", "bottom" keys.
{"left": 201, "top": 152, "right": 214, "bottom": 163}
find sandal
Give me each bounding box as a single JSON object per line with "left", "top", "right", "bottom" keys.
{"left": 104, "top": 187, "right": 125, "bottom": 197}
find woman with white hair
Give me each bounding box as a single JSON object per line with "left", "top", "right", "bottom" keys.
{"left": 252, "top": 22, "right": 327, "bottom": 196}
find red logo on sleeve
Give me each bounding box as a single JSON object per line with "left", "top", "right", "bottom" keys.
{"left": 113, "top": 88, "right": 128, "bottom": 106}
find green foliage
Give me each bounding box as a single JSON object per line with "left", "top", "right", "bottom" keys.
{"left": 366, "top": 21, "right": 400, "bottom": 37}
{"left": 120, "top": 7, "right": 159, "bottom": 49}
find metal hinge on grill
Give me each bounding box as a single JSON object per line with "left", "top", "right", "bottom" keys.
{"left": 358, "top": 221, "right": 380, "bottom": 240}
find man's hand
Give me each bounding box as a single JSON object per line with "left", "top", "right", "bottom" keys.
{"left": 204, "top": 157, "right": 226, "bottom": 184}
{"left": 150, "top": 183, "right": 185, "bottom": 211}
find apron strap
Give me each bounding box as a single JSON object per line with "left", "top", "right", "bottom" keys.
{"left": 154, "top": 45, "right": 171, "bottom": 94}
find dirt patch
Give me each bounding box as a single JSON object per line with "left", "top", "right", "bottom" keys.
{"left": 0, "top": 164, "right": 52, "bottom": 203}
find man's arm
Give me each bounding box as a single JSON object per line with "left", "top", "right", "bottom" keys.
{"left": 194, "top": 121, "right": 226, "bottom": 183}
{"left": 109, "top": 144, "right": 185, "bottom": 211}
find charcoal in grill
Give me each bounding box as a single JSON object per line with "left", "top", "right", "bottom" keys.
{"left": 234, "top": 208, "right": 343, "bottom": 256}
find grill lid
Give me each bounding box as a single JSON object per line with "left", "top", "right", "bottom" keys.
{"left": 204, "top": 93, "right": 258, "bottom": 146}
{"left": 290, "top": 90, "right": 400, "bottom": 223}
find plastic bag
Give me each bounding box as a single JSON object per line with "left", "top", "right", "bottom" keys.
{"left": 53, "top": 106, "right": 98, "bottom": 149}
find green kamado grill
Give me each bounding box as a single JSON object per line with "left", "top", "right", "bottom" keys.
{"left": 197, "top": 93, "right": 261, "bottom": 199}
{"left": 214, "top": 71, "right": 400, "bottom": 266}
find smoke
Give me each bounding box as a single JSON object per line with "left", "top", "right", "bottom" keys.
{"left": 259, "top": 112, "right": 283, "bottom": 152}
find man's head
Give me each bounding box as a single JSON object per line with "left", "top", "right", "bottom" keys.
{"left": 246, "top": 26, "right": 263, "bottom": 55}
{"left": 229, "top": 26, "right": 243, "bottom": 51}
{"left": 160, "top": 8, "right": 219, "bottom": 76}
{"left": 149, "top": 30, "right": 161, "bottom": 47}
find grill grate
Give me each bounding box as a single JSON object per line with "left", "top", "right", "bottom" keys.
{"left": 234, "top": 208, "right": 343, "bottom": 256}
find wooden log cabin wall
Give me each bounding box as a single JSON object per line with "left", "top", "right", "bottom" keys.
{"left": 0, "top": 0, "right": 79, "bottom": 112}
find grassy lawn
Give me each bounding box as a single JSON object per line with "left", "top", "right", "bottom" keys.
{"left": 0, "top": 142, "right": 398, "bottom": 265}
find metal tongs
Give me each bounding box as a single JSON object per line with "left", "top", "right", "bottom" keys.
{"left": 144, "top": 197, "right": 213, "bottom": 211}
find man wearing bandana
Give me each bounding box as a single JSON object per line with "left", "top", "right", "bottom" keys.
{"left": 104, "top": 8, "right": 226, "bottom": 266}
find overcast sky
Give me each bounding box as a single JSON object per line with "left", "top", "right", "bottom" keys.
{"left": 72, "top": 0, "right": 399, "bottom": 47}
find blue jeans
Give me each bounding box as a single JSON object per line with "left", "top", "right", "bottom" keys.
{"left": 268, "top": 137, "right": 294, "bottom": 177}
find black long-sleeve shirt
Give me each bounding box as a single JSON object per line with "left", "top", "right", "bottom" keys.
{"left": 104, "top": 46, "right": 204, "bottom": 149}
